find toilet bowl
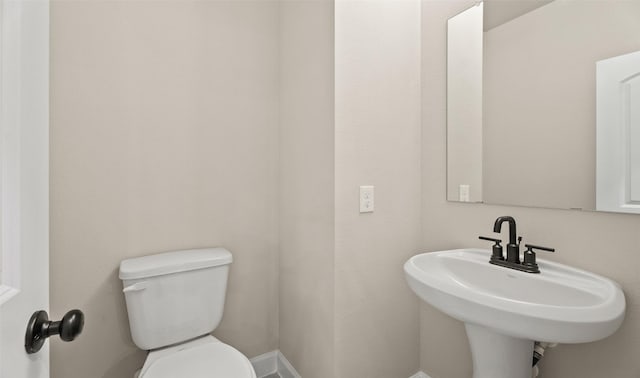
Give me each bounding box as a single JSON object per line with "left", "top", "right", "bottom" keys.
{"left": 134, "top": 336, "right": 256, "bottom": 378}
{"left": 119, "top": 248, "right": 256, "bottom": 378}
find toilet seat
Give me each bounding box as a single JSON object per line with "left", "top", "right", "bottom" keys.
{"left": 138, "top": 336, "right": 256, "bottom": 378}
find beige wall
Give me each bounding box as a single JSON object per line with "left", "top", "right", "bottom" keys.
{"left": 334, "top": 0, "right": 422, "bottom": 376}
{"left": 280, "top": 2, "right": 423, "bottom": 376}
{"left": 279, "top": 1, "right": 335, "bottom": 377}
{"left": 51, "top": 2, "right": 640, "bottom": 378}
{"left": 421, "top": 1, "right": 640, "bottom": 377}
{"left": 50, "top": 2, "right": 279, "bottom": 377}
{"left": 483, "top": 1, "right": 640, "bottom": 210}
{"left": 51, "top": 2, "right": 424, "bottom": 378}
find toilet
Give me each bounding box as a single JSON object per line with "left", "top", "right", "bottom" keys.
{"left": 119, "top": 248, "right": 256, "bottom": 378}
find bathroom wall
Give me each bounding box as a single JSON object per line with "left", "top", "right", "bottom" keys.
{"left": 279, "top": 1, "right": 336, "bottom": 377}
{"left": 50, "top": 1, "right": 279, "bottom": 377}
{"left": 279, "top": 2, "right": 423, "bottom": 376}
{"left": 51, "top": 1, "right": 425, "bottom": 377}
{"left": 421, "top": 1, "right": 640, "bottom": 377}
{"left": 334, "top": 0, "right": 422, "bottom": 376}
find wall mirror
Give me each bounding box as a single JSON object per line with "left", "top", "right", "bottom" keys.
{"left": 447, "top": 0, "right": 640, "bottom": 213}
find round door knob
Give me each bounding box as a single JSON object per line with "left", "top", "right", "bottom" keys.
{"left": 25, "top": 309, "right": 85, "bottom": 354}
{"left": 58, "top": 309, "right": 84, "bottom": 341}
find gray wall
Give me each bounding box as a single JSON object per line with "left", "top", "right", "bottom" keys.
{"left": 50, "top": 2, "right": 280, "bottom": 376}
{"left": 421, "top": 1, "right": 640, "bottom": 377}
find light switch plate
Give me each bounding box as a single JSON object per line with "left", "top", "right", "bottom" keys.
{"left": 360, "top": 185, "right": 374, "bottom": 213}
{"left": 459, "top": 184, "right": 470, "bottom": 202}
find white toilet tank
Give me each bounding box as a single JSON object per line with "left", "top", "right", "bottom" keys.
{"left": 119, "top": 248, "right": 232, "bottom": 350}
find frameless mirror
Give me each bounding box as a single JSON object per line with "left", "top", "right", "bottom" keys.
{"left": 447, "top": 0, "right": 640, "bottom": 213}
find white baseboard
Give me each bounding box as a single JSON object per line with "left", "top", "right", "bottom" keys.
{"left": 250, "top": 350, "right": 279, "bottom": 377}
{"left": 250, "top": 350, "right": 301, "bottom": 378}
{"left": 251, "top": 351, "right": 424, "bottom": 378}
{"left": 276, "top": 351, "right": 302, "bottom": 378}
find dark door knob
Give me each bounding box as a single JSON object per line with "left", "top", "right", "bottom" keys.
{"left": 25, "top": 309, "right": 84, "bottom": 354}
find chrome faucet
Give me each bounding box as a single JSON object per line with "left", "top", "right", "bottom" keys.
{"left": 493, "top": 216, "right": 521, "bottom": 263}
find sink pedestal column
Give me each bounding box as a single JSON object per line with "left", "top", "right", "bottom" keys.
{"left": 465, "top": 323, "right": 534, "bottom": 378}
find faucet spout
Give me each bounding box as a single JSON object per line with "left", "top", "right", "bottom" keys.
{"left": 493, "top": 216, "right": 517, "bottom": 245}
{"left": 493, "top": 216, "right": 520, "bottom": 263}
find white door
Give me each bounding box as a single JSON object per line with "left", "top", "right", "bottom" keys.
{"left": 0, "top": 0, "right": 50, "bottom": 377}
{"left": 597, "top": 50, "right": 640, "bottom": 213}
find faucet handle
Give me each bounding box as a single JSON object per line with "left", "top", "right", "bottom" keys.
{"left": 522, "top": 244, "right": 555, "bottom": 273}
{"left": 524, "top": 244, "right": 555, "bottom": 253}
{"left": 479, "top": 236, "right": 504, "bottom": 262}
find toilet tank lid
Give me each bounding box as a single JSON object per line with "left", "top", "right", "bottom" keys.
{"left": 119, "top": 248, "right": 232, "bottom": 280}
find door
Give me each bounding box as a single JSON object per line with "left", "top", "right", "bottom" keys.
{"left": 597, "top": 50, "right": 640, "bottom": 213}
{"left": 0, "top": 0, "right": 50, "bottom": 377}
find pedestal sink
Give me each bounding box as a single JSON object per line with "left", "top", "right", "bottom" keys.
{"left": 404, "top": 249, "right": 625, "bottom": 378}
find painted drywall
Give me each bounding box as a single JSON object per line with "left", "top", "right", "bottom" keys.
{"left": 279, "top": 2, "right": 423, "bottom": 376}
{"left": 334, "top": 0, "right": 422, "bottom": 376}
{"left": 279, "top": 1, "right": 336, "bottom": 377}
{"left": 50, "top": 1, "right": 279, "bottom": 377}
{"left": 421, "top": 1, "right": 640, "bottom": 377}
{"left": 483, "top": 1, "right": 640, "bottom": 210}
{"left": 482, "top": 0, "right": 552, "bottom": 31}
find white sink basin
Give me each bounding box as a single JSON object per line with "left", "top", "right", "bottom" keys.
{"left": 405, "top": 249, "right": 625, "bottom": 378}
